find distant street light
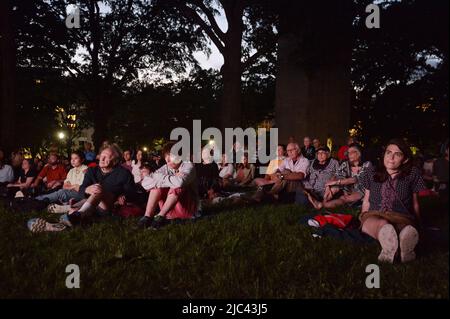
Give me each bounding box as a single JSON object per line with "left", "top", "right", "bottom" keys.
{"left": 58, "top": 132, "right": 65, "bottom": 140}
{"left": 143, "top": 147, "right": 148, "bottom": 152}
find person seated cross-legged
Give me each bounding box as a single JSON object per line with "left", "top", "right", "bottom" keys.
{"left": 296, "top": 146, "right": 339, "bottom": 207}
{"left": 306, "top": 144, "right": 372, "bottom": 210}
{"left": 137, "top": 142, "right": 198, "bottom": 229}
{"left": 63, "top": 144, "right": 136, "bottom": 226}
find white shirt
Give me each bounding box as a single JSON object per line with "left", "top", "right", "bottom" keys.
{"left": 64, "top": 165, "right": 88, "bottom": 186}
{"left": 218, "top": 163, "right": 234, "bottom": 178}
{"left": 277, "top": 156, "right": 310, "bottom": 175}
{"left": 0, "top": 164, "right": 14, "bottom": 183}
{"left": 141, "top": 161, "right": 198, "bottom": 200}
{"left": 266, "top": 156, "right": 286, "bottom": 175}
{"left": 131, "top": 160, "right": 142, "bottom": 183}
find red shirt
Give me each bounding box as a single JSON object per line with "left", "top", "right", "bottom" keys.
{"left": 38, "top": 164, "right": 67, "bottom": 182}
{"left": 88, "top": 162, "right": 98, "bottom": 168}
{"left": 337, "top": 145, "right": 349, "bottom": 161}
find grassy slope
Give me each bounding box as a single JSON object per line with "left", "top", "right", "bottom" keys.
{"left": 0, "top": 199, "right": 448, "bottom": 299}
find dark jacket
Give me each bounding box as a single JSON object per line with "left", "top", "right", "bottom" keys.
{"left": 79, "top": 165, "right": 136, "bottom": 199}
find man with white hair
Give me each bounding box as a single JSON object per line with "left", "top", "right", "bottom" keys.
{"left": 252, "top": 142, "right": 309, "bottom": 203}
{"left": 66, "top": 144, "right": 136, "bottom": 225}
{"left": 27, "top": 144, "right": 137, "bottom": 232}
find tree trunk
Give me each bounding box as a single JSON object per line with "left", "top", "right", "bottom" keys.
{"left": 0, "top": 0, "right": 16, "bottom": 154}
{"left": 92, "top": 86, "right": 109, "bottom": 151}
{"left": 220, "top": 2, "right": 244, "bottom": 130}
{"left": 275, "top": 1, "right": 352, "bottom": 148}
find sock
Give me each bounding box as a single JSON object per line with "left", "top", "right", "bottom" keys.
{"left": 77, "top": 201, "right": 96, "bottom": 217}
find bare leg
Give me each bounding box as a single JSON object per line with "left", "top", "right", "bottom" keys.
{"left": 158, "top": 193, "right": 179, "bottom": 217}
{"left": 305, "top": 191, "right": 323, "bottom": 209}
{"left": 97, "top": 192, "right": 115, "bottom": 212}
{"left": 322, "top": 198, "right": 345, "bottom": 209}
{"left": 144, "top": 188, "right": 163, "bottom": 218}
{"left": 254, "top": 178, "right": 275, "bottom": 187}
{"left": 322, "top": 192, "right": 362, "bottom": 209}
{"left": 73, "top": 192, "right": 115, "bottom": 217}
{"left": 361, "top": 216, "right": 389, "bottom": 239}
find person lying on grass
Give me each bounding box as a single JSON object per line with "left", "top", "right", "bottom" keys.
{"left": 202, "top": 182, "right": 247, "bottom": 205}
{"left": 306, "top": 143, "right": 372, "bottom": 210}
{"left": 359, "top": 138, "right": 426, "bottom": 264}
{"left": 36, "top": 151, "right": 88, "bottom": 210}
{"left": 295, "top": 146, "right": 339, "bottom": 206}
{"left": 137, "top": 142, "right": 198, "bottom": 229}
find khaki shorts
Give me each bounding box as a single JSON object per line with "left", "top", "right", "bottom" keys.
{"left": 359, "top": 210, "right": 416, "bottom": 232}
{"left": 268, "top": 179, "right": 302, "bottom": 195}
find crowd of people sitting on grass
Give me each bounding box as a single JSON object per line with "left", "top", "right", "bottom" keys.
{"left": 0, "top": 136, "right": 448, "bottom": 264}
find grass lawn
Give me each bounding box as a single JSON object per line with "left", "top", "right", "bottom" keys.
{"left": 0, "top": 198, "right": 448, "bottom": 299}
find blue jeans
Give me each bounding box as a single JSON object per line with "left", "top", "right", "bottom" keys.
{"left": 295, "top": 190, "right": 313, "bottom": 207}
{"left": 36, "top": 189, "right": 83, "bottom": 204}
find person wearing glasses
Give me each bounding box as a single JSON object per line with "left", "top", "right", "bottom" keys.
{"left": 252, "top": 142, "right": 309, "bottom": 203}
{"left": 296, "top": 146, "right": 339, "bottom": 206}
{"left": 306, "top": 143, "right": 372, "bottom": 209}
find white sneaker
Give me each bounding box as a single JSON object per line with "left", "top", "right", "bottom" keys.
{"left": 15, "top": 191, "right": 24, "bottom": 198}
{"left": 47, "top": 203, "right": 71, "bottom": 214}
{"left": 377, "top": 224, "right": 398, "bottom": 263}
{"left": 399, "top": 225, "right": 419, "bottom": 263}
{"left": 307, "top": 219, "right": 320, "bottom": 228}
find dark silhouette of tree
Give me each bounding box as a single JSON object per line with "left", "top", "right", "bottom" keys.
{"left": 110, "top": 66, "right": 222, "bottom": 147}
{"left": 275, "top": 0, "right": 354, "bottom": 146}
{"left": 159, "top": 0, "right": 278, "bottom": 130}
{"left": 9, "top": 0, "right": 208, "bottom": 149}
{"left": 0, "top": 0, "right": 17, "bottom": 155}
{"left": 352, "top": 0, "right": 449, "bottom": 153}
